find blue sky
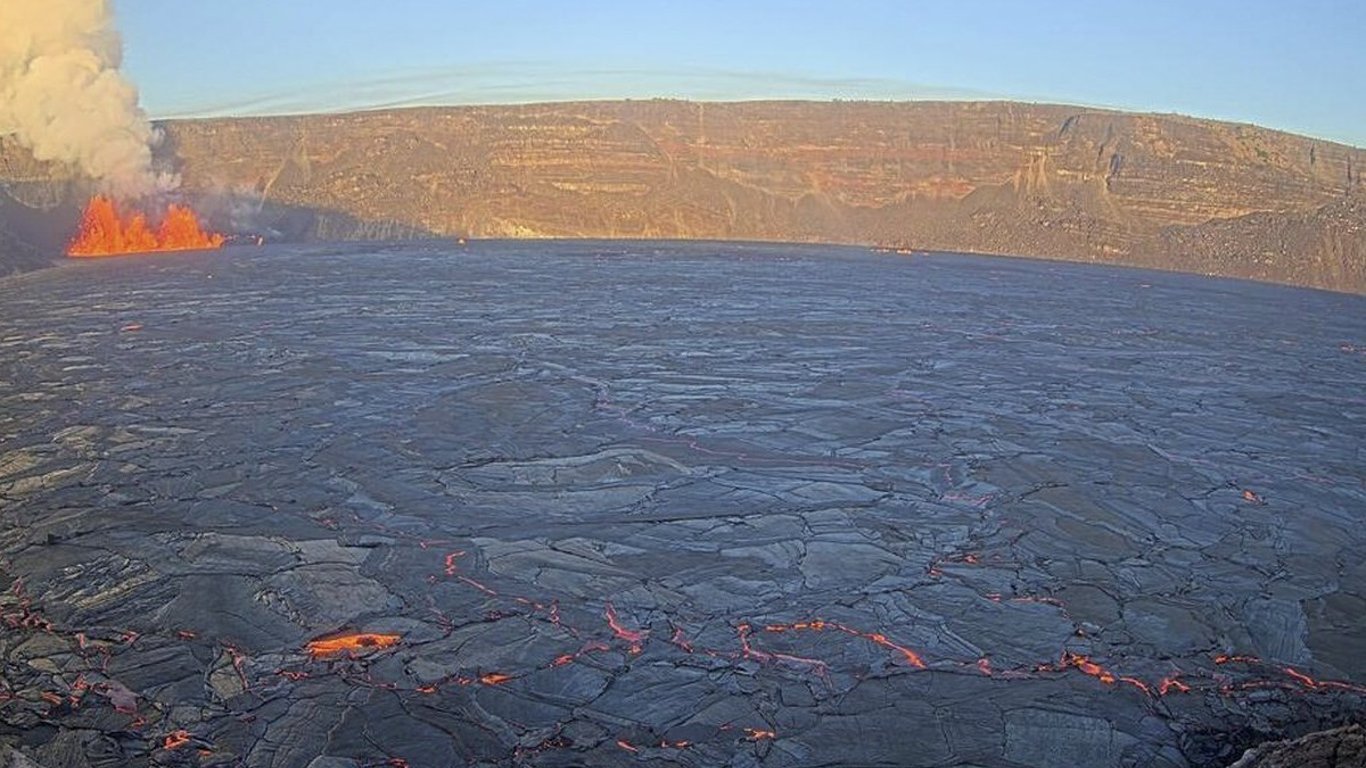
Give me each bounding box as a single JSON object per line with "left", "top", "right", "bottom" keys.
{"left": 117, "top": 0, "right": 1366, "bottom": 146}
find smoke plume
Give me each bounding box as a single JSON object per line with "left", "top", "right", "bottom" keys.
{"left": 0, "top": 0, "right": 174, "bottom": 198}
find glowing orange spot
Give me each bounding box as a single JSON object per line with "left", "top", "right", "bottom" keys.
{"left": 759, "top": 620, "right": 926, "bottom": 669}
{"left": 669, "top": 625, "right": 694, "bottom": 653}
{"left": 616, "top": 739, "right": 639, "bottom": 753}
{"left": 305, "top": 633, "right": 401, "bottom": 658}
{"left": 1118, "top": 675, "right": 1153, "bottom": 695}
{"left": 1284, "top": 667, "right": 1320, "bottom": 689}
{"left": 864, "top": 631, "right": 927, "bottom": 669}
{"left": 175, "top": 630, "right": 196, "bottom": 640}
{"left": 1061, "top": 653, "right": 1118, "bottom": 685}
{"left": 442, "top": 551, "right": 463, "bottom": 576}
{"left": 545, "top": 601, "right": 564, "bottom": 628}
{"left": 163, "top": 730, "right": 191, "bottom": 750}
{"left": 1242, "top": 489, "right": 1264, "bottom": 504}
{"left": 1057, "top": 653, "right": 1152, "bottom": 694}
{"left": 744, "top": 728, "right": 777, "bottom": 741}
{"left": 416, "top": 684, "right": 438, "bottom": 694}
{"left": 738, "top": 623, "right": 829, "bottom": 672}
{"left": 478, "top": 673, "right": 513, "bottom": 686}
{"left": 1274, "top": 669, "right": 1366, "bottom": 693}
{"left": 605, "top": 603, "right": 647, "bottom": 654}
{"left": 977, "top": 657, "right": 993, "bottom": 675}
{"left": 549, "top": 640, "right": 611, "bottom": 669}
{"left": 1073, "top": 657, "right": 1115, "bottom": 684}
{"left": 68, "top": 196, "right": 225, "bottom": 257}
{"left": 1215, "top": 653, "right": 1260, "bottom": 665}
{"left": 459, "top": 576, "right": 498, "bottom": 596}
{"left": 1159, "top": 677, "right": 1191, "bottom": 695}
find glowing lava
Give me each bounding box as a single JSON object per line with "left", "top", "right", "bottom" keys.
{"left": 604, "top": 602, "right": 647, "bottom": 654}
{"left": 305, "top": 633, "right": 402, "bottom": 658}
{"left": 1215, "top": 654, "right": 1366, "bottom": 694}
{"left": 762, "top": 620, "right": 927, "bottom": 669}
{"left": 67, "top": 195, "right": 225, "bottom": 257}
{"left": 1159, "top": 676, "right": 1192, "bottom": 695}
{"left": 163, "top": 730, "right": 191, "bottom": 750}
{"left": 1054, "top": 651, "right": 1152, "bottom": 694}
{"left": 737, "top": 623, "right": 829, "bottom": 674}
{"left": 550, "top": 640, "right": 610, "bottom": 668}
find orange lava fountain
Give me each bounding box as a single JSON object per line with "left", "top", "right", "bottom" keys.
{"left": 67, "top": 195, "right": 225, "bottom": 257}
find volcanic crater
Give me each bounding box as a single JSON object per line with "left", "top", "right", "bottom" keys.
{"left": 0, "top": 241, "right": 1363, "bottom": 767}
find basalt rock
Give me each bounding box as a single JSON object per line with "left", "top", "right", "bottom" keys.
{"left": 0, "top": 242, "right": 1363, "bottom": 767}
{"left": 1229, "top": 724, "right": 1365, "bottom": 768}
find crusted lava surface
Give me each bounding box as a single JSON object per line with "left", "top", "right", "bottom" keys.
{"left": 0, "top": 241, "right": 1363, "bottom": 767}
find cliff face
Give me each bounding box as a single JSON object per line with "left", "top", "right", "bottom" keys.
{"left": 3, "top": 100, "right": 1364, "bottom": 291}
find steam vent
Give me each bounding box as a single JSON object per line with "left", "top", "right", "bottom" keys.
{"left": 0, "top": 241, "right": 1362, "bottom": 767}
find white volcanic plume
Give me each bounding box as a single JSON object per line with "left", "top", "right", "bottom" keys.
{"left": 0, "top": 0, "right": 174, "bottom": 198}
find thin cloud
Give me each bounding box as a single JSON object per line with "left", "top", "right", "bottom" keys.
{"left": 151, "top": 63, "right": 1007, "bottom": 119}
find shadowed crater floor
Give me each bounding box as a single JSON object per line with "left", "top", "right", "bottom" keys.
{"left": 0, "top": 242, "right": 1363, "bottom": 767}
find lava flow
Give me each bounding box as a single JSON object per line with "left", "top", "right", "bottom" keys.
{"left": 67, "top": 195, "right": 225, "bottom": 257}
{"left": 305, "top": 633, "right": 402, "bottom": 658}
{"left": 762, "top": 620, "right": 927, "bottom": 669}
{"left": 604, "top": 602, "right": 647, "bottom": 654}
{"left": 162, "top": 730, "right": 192, "bottom": 750}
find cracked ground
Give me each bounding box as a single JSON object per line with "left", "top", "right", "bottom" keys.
{"left": 0, "top": 242, "right": 1363, "bottom": 767}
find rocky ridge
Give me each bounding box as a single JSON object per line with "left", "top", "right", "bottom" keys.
{"left": 1, "top": 100, "right": 1363, "bottom": 290}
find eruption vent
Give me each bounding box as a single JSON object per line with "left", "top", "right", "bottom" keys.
{"left": 68, "top": 195, "right": 224, "bottom": 257}
{"left": 0, "top": 0, "right": 174, "bottom": 198}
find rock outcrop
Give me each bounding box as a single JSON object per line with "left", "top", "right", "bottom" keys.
{"left": 1229, "top": 724, "right": 1365, "bottom": 768}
